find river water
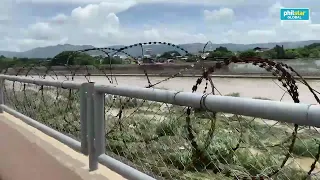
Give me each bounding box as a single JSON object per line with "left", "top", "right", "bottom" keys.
{"left": 228, "top": 59, "right": 320, "bottom": 75}
{"left": 36, "top": 59, "right": 318, "bottom": 104}
{"left": 51, "top": 76, "right": 320, "bottom": 104}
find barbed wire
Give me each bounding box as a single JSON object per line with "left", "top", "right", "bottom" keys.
{"left": 2, "top": 41, "right": 320, "bottom": 180}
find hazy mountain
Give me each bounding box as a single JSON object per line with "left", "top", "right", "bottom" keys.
{"left": 21, "top": 44, "right": 95, "bottom": 58}
{"left": 1, "top": 40, "right": 320, "bottom": 58}
{"left": 0, "top": 51, "right": 18, "bottom": 57}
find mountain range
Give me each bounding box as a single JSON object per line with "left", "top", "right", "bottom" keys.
{"left": 1, "top": 40, "right": 319, "bottom": 58}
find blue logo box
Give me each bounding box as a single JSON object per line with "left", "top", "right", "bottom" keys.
{"left": 280, "top": 8, "right": 310, "bottom": 20}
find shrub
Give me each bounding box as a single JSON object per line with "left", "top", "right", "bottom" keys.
{"left": 291, "top": 138, "right": 320, "bottom": 158}
{"left": 155, "top": 119, "right": 180, "bottom": 136}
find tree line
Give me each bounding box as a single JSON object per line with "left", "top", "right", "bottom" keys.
{"left": 207, "top": 43, "right": 320, "bottom": 60}
{"left": 0, "top": 50, "right": 194, "bottom": 67}
{"left": 0, "top": 51, "right": 125, "bottom": 68}
{"left": 0, "top": 43, "right": 319, "bottom": 68}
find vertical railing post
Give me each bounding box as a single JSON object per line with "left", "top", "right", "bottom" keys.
{"left": 86, "top": 82, "right": 98, "bottom": 171}
{"left": 94, "top": 90, "right": 105, "bottom": 157}
{"left": 0, "top": 77, "right": 4, "bottom": 113}
{"left": 80, "top": 83, "right": 88, "bottom": 155}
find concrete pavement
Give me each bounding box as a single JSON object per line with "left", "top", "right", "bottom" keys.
{"left": 0, "top": 113, "right": 126, "bottom": 180}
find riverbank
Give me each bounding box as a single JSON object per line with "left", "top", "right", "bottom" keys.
{"left": 65, "top": 74, "right": 320, "bottom": 80}
{"left": 3, "top": 59, "right": 320, "bottom": 78}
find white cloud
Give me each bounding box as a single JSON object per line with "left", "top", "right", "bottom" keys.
{"left": 0, "top": 0, "right": 13, "bottom": 23}
{"left": 25, "top": 22, "right": 62, "bottom": 40}
{"left": 51, "top": 14, "right": 68, "bottom": 24}
{"left": 143, "top": 28, "right": 207, "bottom": 43}
{"left": 1, "top": 1, "right": 320, "bottom": 52}
{"left": 204, "top": 8, "right": 235, "bottom": 24}
{"left": 18, "top": 1, "right": 133, "bottom": 48}
{"left": 2, "top": 1, "right": 210, "bottom": 51}
{"left": 248, "top": 30, "right": 276, "bottom": 36}
{"left": 70, "top": 1, "right": 135, "bottom": 20}
{"left": 15, "top": 0, "right": 249, "bottom": 6}
{"left": 268, "top": 2, "right": 284, "bottom": 19}
{"left": 2, "top": 37, "right": 69, "bottom": 52}
{"left": 215, "top": 2, "right": 320, "bottom": 44}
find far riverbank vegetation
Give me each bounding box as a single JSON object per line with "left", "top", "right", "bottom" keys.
{"left": 0, "top": 43, "right": 320, "bottom": 67}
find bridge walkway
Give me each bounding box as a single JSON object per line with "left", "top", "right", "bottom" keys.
{"left": 0, "top": 113, "right": 126, "bottom": 180}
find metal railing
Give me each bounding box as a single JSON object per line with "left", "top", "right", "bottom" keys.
{"left": 1, "top": 74, "right": 320, "bottom": 180}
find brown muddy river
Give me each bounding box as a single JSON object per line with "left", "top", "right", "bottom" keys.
{"left": 61, "top": 76, "right": 320, "bottom": 104}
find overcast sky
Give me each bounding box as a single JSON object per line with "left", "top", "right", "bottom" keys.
{"left": 0, "top": 0, "right": 319, "bottom": 51}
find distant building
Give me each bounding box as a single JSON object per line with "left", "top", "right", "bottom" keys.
{"left": 145, "top": 48, "right": 152, "bottom": 56}
{"left": 143, "top": 54, "right": 151, "bottom": 58}
{"left": 113, "top": 54, "right": 127, "bottom": 59}
{"left": 253, "top": 47, "right": 270, "bottom": 52}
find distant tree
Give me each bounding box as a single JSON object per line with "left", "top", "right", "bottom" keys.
{"left": 238, "top": 50, "right": 259, "bottom": 58}
{"left": 209, "top": 51, "right": 224, "bottom": 58}
{"left": 102, "top": 57, "right": 122, "bottom": 64}
{"left": 259, "top": 44, "right": 320, "bottom": 59}
{"left": 261, "top": 49, "right": 277, "bottom": 59}
{"left": 0, "top": 56, "right": 21, "bottom": 69}
{"left": 292, "top": 43, "right": 320, "bottom": 58}
{"left": 284, "top": 49, "right": 299, "bottom": 59}
{"left": 18, "top": 57, "right": 29, "bottom": 61}
{"left": 309, "top": 48, "right": 320, "bottom": 58}
{"left": 273, "top": 45, "right": 286, "bottom": 59}
{"left": 296, "top": 48, "right": 310, "bottom": 58}
{"left": 214, "top": 46, "right": 229, "bottom": 53}
{"left": 50, "top": 51, "right": 97, "bottom": 66}
{"left": 208, "top": 46, "right": 233, "bottom": 59}
{"left": 304, "top": 43, "right": 320, "bottom": 50}
{"left": 160, "top": 51, "right": 181, "bottom": 58}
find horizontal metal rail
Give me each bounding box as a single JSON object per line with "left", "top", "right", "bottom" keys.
{"left": 0, "top": 75, "right": 82, "bottom": 89}
{"left": 98, "top": 154, "right": 156, "bottom": 180}
{"left": 1, "top": 74, "right": 319, "bottom": 127}
{"left": 94, "top": 84, "right": 320, "bottom": 127}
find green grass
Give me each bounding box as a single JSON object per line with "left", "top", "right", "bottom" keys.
{"left": 291, "top": 138, "right": 320, "bottom": 158}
